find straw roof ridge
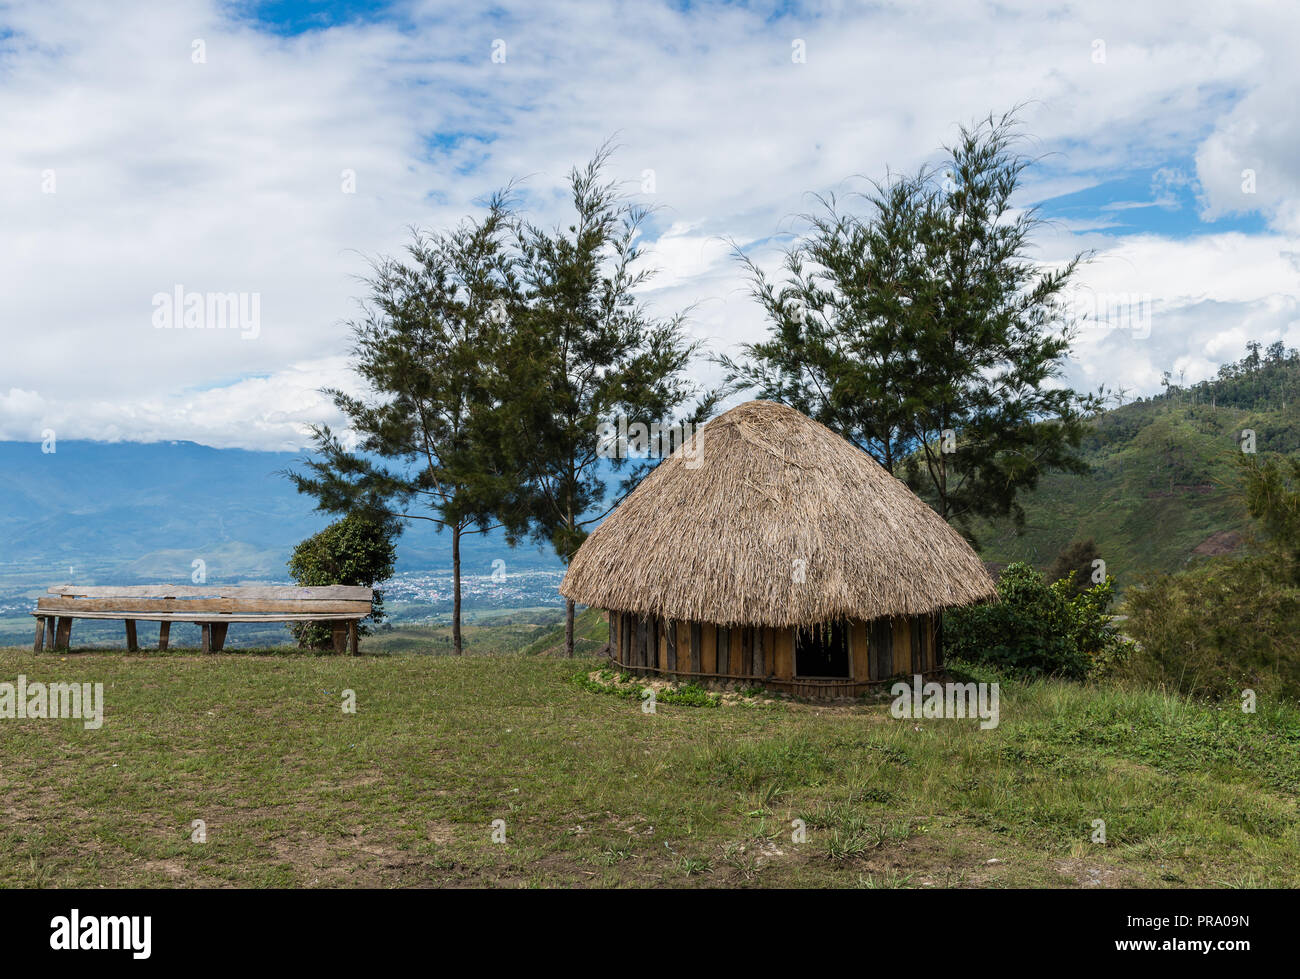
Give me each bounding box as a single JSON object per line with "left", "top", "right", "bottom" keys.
{"left": 560, "top": 399, "right": 998, "bottom": 628}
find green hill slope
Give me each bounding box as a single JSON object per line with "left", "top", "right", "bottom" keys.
{"left": 519, "top": 606, "right": 609, "bottom": 657}
{"left": 972, "top": 356, "right": 1300, "bottom": 590}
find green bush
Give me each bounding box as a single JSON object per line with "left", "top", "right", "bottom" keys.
{"left": 1121, "top": 553, "right": 1300, "bottom": 702}
{"left": 1118, "top": 451, "right": 1300, "bottom": 702}
{"left": 287, "top": 511, "right": 397, "bottom": 650}
{"left": 945, "top": 562, "right": 1122, "bottom": 680}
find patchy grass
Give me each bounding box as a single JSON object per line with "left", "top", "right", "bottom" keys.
{"left": 0, "top": 646, "right": 1297, "bottom": 888}
{"left": 362, "top": 606, "right": 606, "bottom": 658}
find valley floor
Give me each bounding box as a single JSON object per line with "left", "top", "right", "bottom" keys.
{"left": 0, "top": 647, "right": 1296, "bottom": 888}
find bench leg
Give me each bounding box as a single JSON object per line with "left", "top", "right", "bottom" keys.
{"left": 158, "top": 621, "right": 170, "bottom": 651}
{"left": 34, "top": 617, "right": 45, "bottom": 652}
{"left": 45, "top": 616, "right": 56, "bottom": 650}
{"left": 211, "top": 622, "right": 229, "bottom": 652}
{"left": 348, "top": 620, "right": 358, "bottom": 656}
{"left": 125, "top": 619, "right": 138, "bottom": 652}
{"left": 54, "top": 617, "right": 72, "bottom": 652}
{"left": 331, "top": 621, "right": 347, "bottom": 654}
{"left": 200, "top": 623, "right": 211, "bottom": 653}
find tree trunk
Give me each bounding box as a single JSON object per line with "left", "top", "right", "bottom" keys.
{"left": 452, "top": 523, "right": 463, "bottom": 655}
{"left": 565, "top": 497, "right": 576, "bottom": 657}
{"left": 565, "top": 597, "right": 575, "bottom": 657}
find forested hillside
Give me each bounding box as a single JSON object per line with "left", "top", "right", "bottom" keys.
{"left": 975, "top": 346, "right": 1300, "bottom": 588}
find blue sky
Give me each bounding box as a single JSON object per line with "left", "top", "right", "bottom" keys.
{"left": 1037, "top": 164, "right": 1268, "bottom": 238}
{"left": 0, "top": 0, "right": 1297, "bottom": 449}
{"left": 240, "top": 0, "right": 398, "bottom": 35}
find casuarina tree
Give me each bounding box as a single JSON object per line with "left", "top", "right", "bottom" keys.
{"left": 288, "top": 191, "right": 530, "bottom": 654}
{"left": 720, "top": 112, "right": 1103, "bottom": 546}
{"left": 507, "top": 146, "right": 711, "bottom": 655}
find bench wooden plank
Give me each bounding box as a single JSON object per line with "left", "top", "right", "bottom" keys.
{"left": 31, "top": 583, "right": 372, "bottom": 653}
{"left": 29, "top": 610, "right": 367, "bottom": 623}
{"left": 38, "top": 597, "right": 372, "bottom": 614}
{"left": 47, "top": 584, "right": 373, "bottom": 600}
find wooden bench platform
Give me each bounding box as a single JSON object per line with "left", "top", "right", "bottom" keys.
{"left": 31, "top": 584, "right": 374, "bottom": 654}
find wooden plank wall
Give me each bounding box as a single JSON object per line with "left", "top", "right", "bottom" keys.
{"left": 852, "top": 614, "right": 938, "bottom": 680}
{"left": 612, "top": 613, "right": 782, "bottom": 681}
{"left": 608, "top": 610, "right": 938, "bottom": 685}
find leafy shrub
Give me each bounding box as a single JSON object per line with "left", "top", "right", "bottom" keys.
{"left": 660, "top": 682, "right": 721, "bottom": 707}
{"left": 287, "top": 511, "right": 397, "bottom": 649}
{"left": 945, "top": 562, "right": 1122, "bottom": 680}
{"left": 1119, "top": 452, "right": 1300, "bottom": 701}
{"left": 1046, "top": 538, "right": 1102, "bottom": 595}
{"left": 1121, "top": 553, "right": 1300, "bottom": 701}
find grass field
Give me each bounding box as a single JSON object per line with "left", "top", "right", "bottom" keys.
{"left": 2, "top": 641, "right": 1297, "bottom": 888}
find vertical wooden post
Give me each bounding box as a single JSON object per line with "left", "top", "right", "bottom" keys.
{"left": 158, "top": 621, "right": 171, "bottom": 651}
{"left": 125, "top": 620, "right": 138, "bottom": 652}
{"left": 54, "top": 617, "right": 72, "bottom": 652}
{"left": 34, "top": 617, "right": 45, "bottom": 652}
{"left": 879, "top": 618, "right": 893, "bottom": 678}
{"left": 867, "top": 618, "right": 893, "bottom": 679}
{"left": 331, "top": 622, "right": 346, "bottom": 654}
{"left": 753, "top": 628, "right": 766, "bottom": 677}
{"left": 201, "top": 623, "right": 212, "bottom": 653}
{"left": 911, "top": 615, "right": 923, "bottom": 674}
{"left": 665, "top": 619, "right": 677, "bottom": 674}
{"left": 710, "top": 625, "right": 723, "bottom": 674}
{"left": 211, "top": 622, "right": 229, "bottom": 652}
{"left": 348, "top": 620, "right": 358, "bottom": 656}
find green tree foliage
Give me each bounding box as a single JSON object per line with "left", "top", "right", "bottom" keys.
{"left": 1121, "top": 451, "right": 1300, "bottom": 700}
{"left": 945, "top": 562, "right": 1122, "bottom": 680}
{"left": 1122, "top": 554, "right": 1300, "bottom": 701}
{"left": 288, "top": 192, "right": 530, "bottom": 654}
{"left": 1241, "top": 452, "right": 1300, "bottom": 581}
{"left": 287, "top": 511, "right": 397, "bottom": 650}
{"left": 1046, "top": 538, "right": 1103, "bottom": 595}
{"left": 506, "top": 146, "right": 711, "bottom": 655}
{"left": 719, "top": 112, "right": 1102, "bottom": 545}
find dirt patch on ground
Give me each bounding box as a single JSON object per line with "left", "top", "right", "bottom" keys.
{"left": 1054, "top": 857, "right": 1138, "bottom": 888}
{"left": 1192, "top": 530, "right": 1244, "bottom": 556}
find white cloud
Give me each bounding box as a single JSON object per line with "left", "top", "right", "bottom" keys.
{"left": 0, "top": 0, "right": 1297, "bottom": 449}
{"left": 0, "top": 357, "right": 356, "bottom": 450}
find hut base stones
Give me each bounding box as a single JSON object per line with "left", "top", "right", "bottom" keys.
{"left": 561, "top": 401, "right": 996, "bottom": 700}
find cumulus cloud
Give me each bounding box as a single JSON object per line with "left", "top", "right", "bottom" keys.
{"left": 0, "top": 0, "right": 1296, "bottom": 449}
{"left": 0, "top": 357, "right": 357, "bottom": 450}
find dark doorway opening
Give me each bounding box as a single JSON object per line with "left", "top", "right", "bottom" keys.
{"left": 795, "top": 621, "right": 850, "bottom": 677}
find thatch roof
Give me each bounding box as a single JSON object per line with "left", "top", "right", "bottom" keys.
{"left": 560, "top": 400, "right": 997, "bottom": 628}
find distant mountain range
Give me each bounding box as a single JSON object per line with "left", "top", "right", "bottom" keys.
{"left": 3, "top": 355, "right": 1296, "bottom": 604}
{"left": 0, "top": 440, "right": 563, "bottom": 590}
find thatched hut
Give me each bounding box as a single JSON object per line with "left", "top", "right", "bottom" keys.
{"left": 560, "top": 400, "right": 996, "bottom": 698}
